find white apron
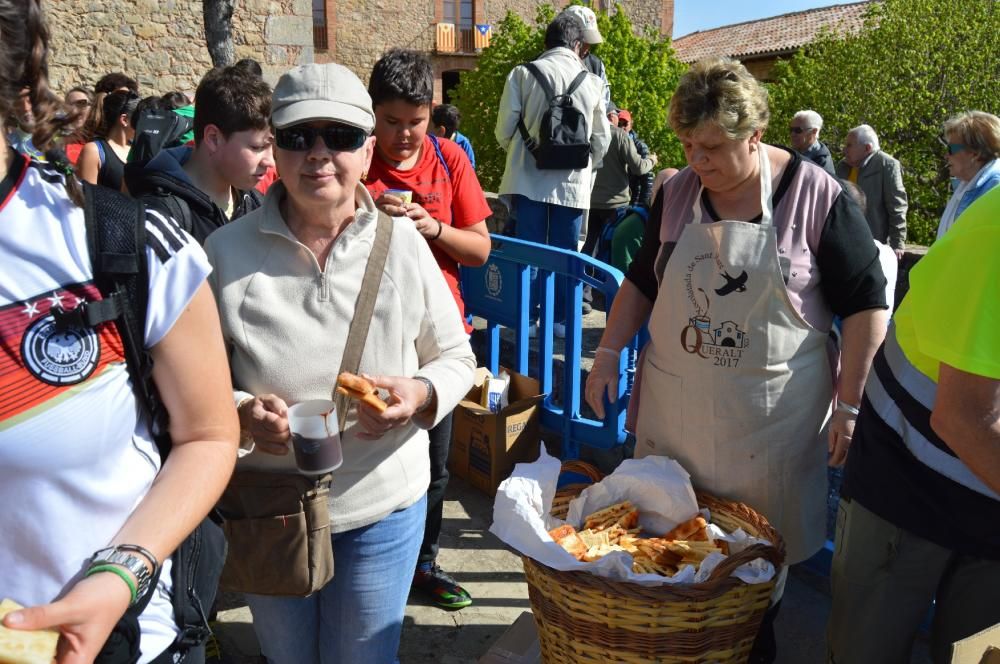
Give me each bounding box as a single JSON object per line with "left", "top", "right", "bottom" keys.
{"left": 636, "top": 148, "right": 831, "bottom": 564}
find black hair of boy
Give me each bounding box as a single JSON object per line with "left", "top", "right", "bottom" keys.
{"left": 192, "top": 65, "right": 271, "bottom": 145}
{"left": 368, "top": 49, "right": 434, "bottom": 108}
{"left": 94, "top": 72, "right": 139, "bottom": 95}
{"left": 160, "top": 91, "right": 189, "bottom": 110}
{"left": 232, "top": 58, "right": 264, "bottom": 78}
{"left": 544, "top": 13, "right": 583, "bottom": 51}
{"left": 432, "top": 104, "right": 461, "bottom": 138}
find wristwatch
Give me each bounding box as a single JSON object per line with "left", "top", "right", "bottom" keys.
{"left": 91, "top": 547, "right": 155, "bottom": 602}
{"left": 414, "top": 376, "right": 435, "bottom": 414}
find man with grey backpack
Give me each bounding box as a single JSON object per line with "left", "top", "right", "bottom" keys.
{"left": 495, "top": 12, "right": 609, "bottom": 337}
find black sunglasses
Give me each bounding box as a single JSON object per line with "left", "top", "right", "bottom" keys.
{"left": 275, "top": 124, "right": 369, "bottom": 152}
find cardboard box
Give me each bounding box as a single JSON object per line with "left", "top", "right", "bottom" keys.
{"left": 478, "top": 611, "right": 541, "bottom": 664}
{"left": 952, "top": 623, "right": 1000, "bottom": 664}
{"left": 450, "top": 367, "right": 544, "bottom": 496}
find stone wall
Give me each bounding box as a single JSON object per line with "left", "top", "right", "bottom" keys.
{"left": 46, "top": 0, "right": 312, "bottom": 96}
{"left": 317, "top": 0, "right": 673, "bottom": 85}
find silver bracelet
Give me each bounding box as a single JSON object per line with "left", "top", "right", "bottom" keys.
{"left": 836, "top": 401, "right": 861, "bottom": 416}
{"left": 91, "top": 545, "right": 158, "bottom": 604}
{"left": 413, "top": 376, "right": 435, "bottom": 414}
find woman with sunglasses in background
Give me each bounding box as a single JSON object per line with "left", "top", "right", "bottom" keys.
{"left": 936, "top": 111, "right": 1000, "bottom": 239}
{"left": 203, "top": 63, "right": 475, "bottom": 664}
{"left": 76, "top": 89, "right": 138, "bottom": 190}
{"left": 61, "top": 85, "right": 92, "bottom": 165}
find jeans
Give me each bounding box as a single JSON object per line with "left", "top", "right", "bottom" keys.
{"left": 245, "top": 494, "right": 427, "bottom": 664}
{"left": 419, "top": 411, "right": 453, "bottom": 565}
{"left": 512, "top": 194, "right": 584, "bottom": 324}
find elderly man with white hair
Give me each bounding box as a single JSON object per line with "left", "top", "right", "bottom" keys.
{"left": 790, "top": 109, "right": 836, "bottom": 175}
{"left": 836, "top": 124, "right": 909, "bottom": 259}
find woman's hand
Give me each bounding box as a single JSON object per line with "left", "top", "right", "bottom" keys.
{"left": 239, "top": 394, "right": 290, "bottom": 455}
{"left": 585, "top": 347, "right": 622, "bottom": 419}
{"left": 2, "top": 572, "right": 131, "bottom": 664}
{"left": 828, "top": 407, "right": 857, "bottom": 467}
{"left": 355, "top": 375, "right": 429, "bottom": 440}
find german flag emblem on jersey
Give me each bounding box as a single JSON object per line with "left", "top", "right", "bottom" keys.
{"left": 0, "top": 283, "right": 125, "bottom": 422}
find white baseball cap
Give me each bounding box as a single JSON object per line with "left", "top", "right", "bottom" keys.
{"left": 271, "top": 63, "right": 375, "bottom": 132}
{"left": 562, "top": 5, "right": 603, "bottom": 45}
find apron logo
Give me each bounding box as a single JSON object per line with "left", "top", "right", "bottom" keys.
{"left": 715, "top": 270, "right": 748, "bottom": 295}
{"left": 679, "top": 253, "right": 750, "bottom": 368}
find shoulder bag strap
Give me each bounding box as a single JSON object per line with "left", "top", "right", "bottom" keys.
{"left": 334, "top": 211, "right": 394, "bottom": 431}
{"left": 565, "top": 70, "right": 589, "bottom": 97}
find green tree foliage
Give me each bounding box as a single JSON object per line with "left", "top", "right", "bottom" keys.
{"left": 451, "top": 3, "right": 686, "bottom": 192}
{"left": 768, "top": 0, "right": 999, "bottom": 246}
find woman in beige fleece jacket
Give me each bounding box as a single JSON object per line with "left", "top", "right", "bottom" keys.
{"left": 203, "top": 63, "right": 475, "bottom": 664}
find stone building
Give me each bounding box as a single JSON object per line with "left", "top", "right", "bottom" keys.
{"left": 46, "top": 0, "right": 672, "bottom": 99}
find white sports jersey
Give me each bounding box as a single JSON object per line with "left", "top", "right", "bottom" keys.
{"left": 0, "top": 153, "right": 210, "bottom": 662}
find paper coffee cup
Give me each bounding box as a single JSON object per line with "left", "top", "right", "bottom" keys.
{"left": 384, "top": 189, "right": 413, "bottom": 205}
{"left": 288, "top": 399, "right": 343, "bottom": 475}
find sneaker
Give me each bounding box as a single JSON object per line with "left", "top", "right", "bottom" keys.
{"left": 412, "top": 562, "right": 472, "bottom": 609}
{"left": 553, "top": 322, "right": 566, "bottom": 339}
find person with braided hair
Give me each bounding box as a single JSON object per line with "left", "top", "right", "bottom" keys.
{"left": 0, "top": 2, "right": 239, "bottom": 662}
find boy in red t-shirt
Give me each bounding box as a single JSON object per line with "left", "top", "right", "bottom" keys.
{"left": 365, "top": 49, "right": 492, "bottom": 610}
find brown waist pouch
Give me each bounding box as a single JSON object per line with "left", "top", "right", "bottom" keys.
{"left": 217, "top": 470, "right": 334, "bottom": 597}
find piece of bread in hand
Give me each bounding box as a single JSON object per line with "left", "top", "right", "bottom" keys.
{"left": 336, "top": 372, "right": 387, "bottom": 412}
{"left": 0, "top": 598, "right": 59, "bottom": 664}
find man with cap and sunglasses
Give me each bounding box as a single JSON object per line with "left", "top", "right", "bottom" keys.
{"left": 561, "top": 4, "right": 612, "bottom": 114}
{"left": 203, "top": 62, "right": 475, "bottom": 664}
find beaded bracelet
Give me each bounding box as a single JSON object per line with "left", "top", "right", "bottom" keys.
{"left": 430, "top": 219, "right": 443, "bottom": 241}
{"left": 85, "top": 564, "right": 138, "bottom": 605}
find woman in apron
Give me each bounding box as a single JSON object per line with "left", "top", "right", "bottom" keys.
{"left": 585, "top": 57, "right": 890, "bottom": 662}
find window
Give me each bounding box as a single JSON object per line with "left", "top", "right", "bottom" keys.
{"left": 443, "top": 0, "right": 473, "bottom": 29}
{"left": 312, "top": 0, "right": 328, "bottom": 50}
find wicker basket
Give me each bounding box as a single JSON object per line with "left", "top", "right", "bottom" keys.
{"left": 524, "top": 462, "right": 785, "bottom": 663}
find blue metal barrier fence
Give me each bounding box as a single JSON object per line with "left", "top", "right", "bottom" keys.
{"left": 460, "top": 235, "right": 644, "bottom": 459}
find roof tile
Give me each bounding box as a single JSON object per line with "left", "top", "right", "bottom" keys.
{"left": 672, "top": 1, "right": 874, "bottom": 63}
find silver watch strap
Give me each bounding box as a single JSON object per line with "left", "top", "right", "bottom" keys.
{"left": 92, "top": 547, "right": 154, "bottom": 603}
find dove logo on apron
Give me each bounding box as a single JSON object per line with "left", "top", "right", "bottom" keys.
{"left": 636, "top": 146, "right": 831, "bottom": 564}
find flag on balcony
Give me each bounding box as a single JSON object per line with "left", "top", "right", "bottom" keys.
{"left": 474, "top": 24, "right": 492, "bottom": 49}
{"left": 436, "top": 22, "right": 456, "bottom": 53}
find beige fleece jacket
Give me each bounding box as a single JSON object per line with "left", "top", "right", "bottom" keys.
{"left": 204, "top": 182, "right": 475, "bottom": 533}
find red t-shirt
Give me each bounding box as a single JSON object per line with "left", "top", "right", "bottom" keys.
{"left": 255, "top": 165, "right": 279, "bottom": 194}
{"left": 365, "top": 135, "right": 491, "bottom": 332}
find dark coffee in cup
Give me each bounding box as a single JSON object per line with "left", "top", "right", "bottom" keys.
{"left": 291, "top": 432, "right": 343, "bottom": 474}
{"left": 288, "top": 399, "right": 343, "bottom": 475}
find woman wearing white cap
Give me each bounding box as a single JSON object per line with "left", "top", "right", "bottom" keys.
{"left": 203, "top": 63, "right": 475, "bottom": 663}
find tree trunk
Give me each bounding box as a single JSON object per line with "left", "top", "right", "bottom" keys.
{"left": 204, "top": 0, "right": 236, "bottom": 67}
